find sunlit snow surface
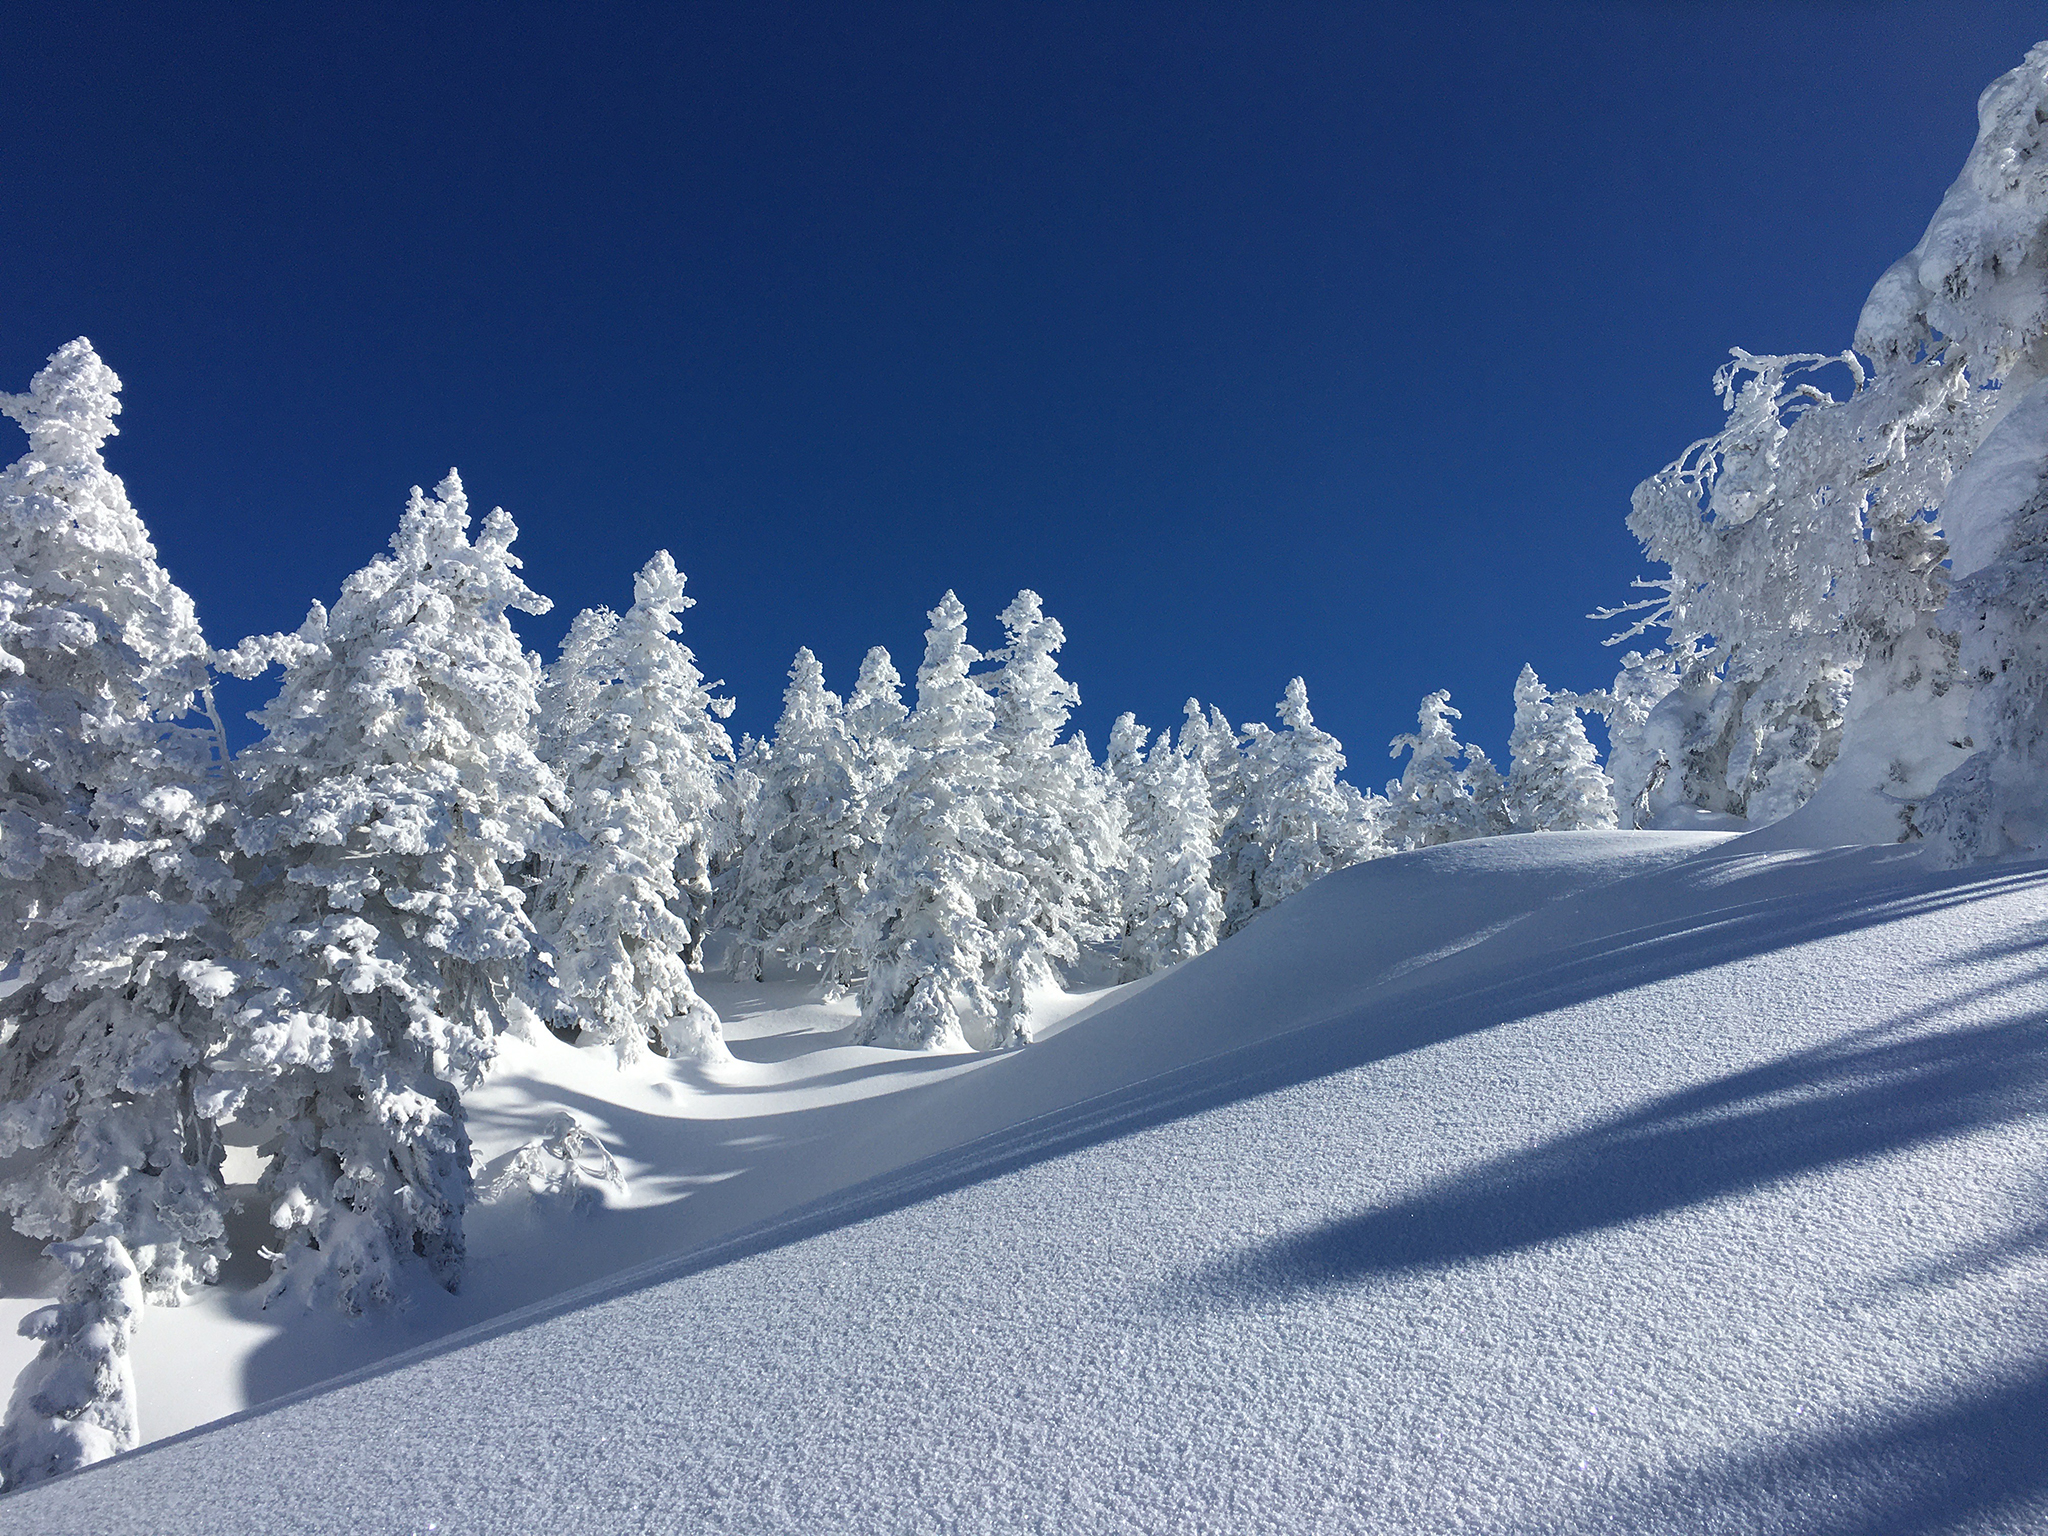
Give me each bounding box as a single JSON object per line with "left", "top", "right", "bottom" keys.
{"left": 9, "top": 830, "right": 2048, "bottom": 1533}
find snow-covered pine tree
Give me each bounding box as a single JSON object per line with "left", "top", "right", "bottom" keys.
{"left": 532, "top": 553, "right": 734, "bottom": 1062}
{"left": 1505, "top": 665, "right": 1619, "bottom": 832}
{"left": 1851, "top": 43, "right": 2048, "bottom": 859}
{"left": 1179, "top": 700, "right": 1270, "bottom": 938}
{"left": 1106, "top": 710, "right": 1149, "bottom": 793}
{"left": 1465, "top": 743, "right": 1513, "bottom": 838}
{"left": 841, "top": 646, "right": 911, "bottom": 933}
{"left": 1112, "top": 715, "right": 1224, "bottom": 978}
{"left": 1583, "top": 643, "right": 1695, "bottom": 828}
{"left": 1384, "top": 691, "right": 1506, "bottom": 850}
{"left": 0, "top": 342, "right": 239, "bottom": 1486}
{"left": 1919, "top": 377, "right": 2048, "bottom": 861}
{"left": 0, "top": 1234, "right": 142, "bottom": 1491}
{"left": 846, "top": 646, "right": 910, "bottom": 780}
{"left": 720, "top": 647, "right": 869, "bottom": 990}
{"left": 1597, "top": 56, "right": 2048, "bottom": 831}
{"left": 854, "top": 592, "right": 1016, "bottom": 1050}
{"left": 711, "top": 730, "right": 766, "bottom": 948}
{"left": 1218, "top": 721, "right": 1275, "bottom": 937}
{"left": 217, "top": 472, "right": 559, "bottom": 1313}
{"left": 1241, "top": 678, "right": 1382, "bottom": 914}
{"left": 983, "top": 591, "right": 1121, "bottom": 1001}
{"left": 1181, "top": 700, "right": 1244, "bottom": 840}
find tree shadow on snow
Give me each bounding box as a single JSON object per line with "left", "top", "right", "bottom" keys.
{"left": 1562, "top": 1357, "right": 2048, "bottom": 1536}
{"left": 1181, "top": 992, "right": 2048, "bottom": 1299}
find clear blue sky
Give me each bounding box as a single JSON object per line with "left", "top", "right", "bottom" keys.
{"left": 4, "top": 4, "right": 2042, "bottom": 771}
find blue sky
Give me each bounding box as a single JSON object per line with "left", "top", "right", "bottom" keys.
{"left": 4, "top": 4, "right": 2043, "bottom": 770}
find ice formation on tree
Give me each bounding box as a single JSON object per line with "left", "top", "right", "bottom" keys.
{"left": 719, "top": 648, "right": 869, "bottom": 990}
{"left": 982, "top": 591, "right": 1123, "bottom": 1002}
{"left": 217, "top": 473, "right": 560, "bottom": 1313}
{"left": 1505, "top": 665, "right": 1618, "bottom": 832}
{"left": 0, "top": 1235, "right": 141, "bottom": 1491}
{"left": 533, "top": 554, "right": 732, "bottom": 1062}
{"left": 0, "top": 340, "right": 240, "bottom": 1281}
{"left": 0, "top": 343, "right": 243, "bottom": 1485}
{"left": 477, "top": 1111, "right": 628, "bottom": 1215}
{"left": 854, "top": 592, "right": 1016, "bottom": 1050}
{"left": 1608, "top": 42, "right": 2048, "bottom": 850}
{"left": 1384, "top": 692, "right": 1509, "bottom": 850}
{"left": 1229, "top": 679, "right": 1381, "bottom": 927}
{"left": 1109, "top": 714, "right": 1223, "bottom": 978}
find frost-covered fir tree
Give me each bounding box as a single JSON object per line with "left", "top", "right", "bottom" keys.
{"left": 854, "top": 593, "right": 1018, "bottom": 1050}
{"left": 533, "top": 553, "right": 733, "bottom": 1062}
{"left": 1111, "top": 715, "right": 1224, "bottom": 978}
{"left": 1601, "top": 47, "right": 2048, "bottom": 832}
{"left": 1920, "top": 376, "right": 2048, "bottom": 861}
{"left": 1240, "top": 678, "right": 1382, "bottom": 914}
{"left": 217, "top": 473, "right": 559, "bottom": 1313}
{"left": 540, "top": 556, "right": 734, "bottom": 973}
{"left": 841, "top": 646, "right": 911, "bottom": 922}
{"left": 0, "top": 342, "right": 238, "bottom": 1485}
{"left": 983, "top": 591, "right": 1121, "bottom": 995}
{"left": 1385, "top": 691, "right": 1509, "bottom": 851}
{"left": 0, "top": 1235, "right": 141, "bottom": 1491}
{"left": 720, "top": 648, "right": 870, "bottom": 990}
{"left": 1505, "top": 665, "right": 1619, "bottom": 832}
{"left": 1180, "top": 701, "right": 1269, "bottom": 937}
{"left": 1106, "top": 710, "right": 1149, "bottom": 792}
{"left": 1217, "top": 722, "right": 1275, "bottom": 936}
{"left": 1179, "top": 699, "right": 1243, "bottom": 841}
{"left": 847, "top": 646, "right": 910, "bottom": 779}
{"left": 1584, "top": 643, "right": 1696, "bottom": 829}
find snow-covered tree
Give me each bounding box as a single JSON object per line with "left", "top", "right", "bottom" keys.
{"left": 1106, "top": 710, "right": 1149, "bottom": 793}
{"left": 1583, "top": 643, "right": 1694, "bottom": 829}
{"left": 1385, "top": 691, "right": 1508, "bottom": 851}
{"left": 1833, "top": 41, "right": 2048, "bottom": 858}
{"left": 840, "top": 646, "right": 910, "bottom": 922}
{"left": 1602, "top": 46, "right": 2048, "bottom": 833}
{"left": 0, "top": 341, "right": 243, "bottom": 1485}
{"left": 532, "top": 553, "right": 733, "bottom": 1062}
{"left": 1242, "top": 678, "right": 1382, "bottom": 911}
{"left": 0, "top": 1235, "right": 141, "bottom": 1491}
{"left": 854, "top": 592, "right": 1017, "bottom": 1051}
{"left": 720, "top": 647, "right": 869, "bottom": 990}
{"left": 1178, "top": 699, "right": 1242, "bottom": 842}
{"left": 218, "top": 472, "right": 559, "bottom": 1313}
{"left": 1113, "top": 716, "right": 1224, "bottom": 978}
{"left": 1178, "top": 701, "right": 1269, "bottom": 937}
{"left": 983, "top": 591, "right": 1121, "bottom": 995}
{"left": 1505, "top": 665, "right": 1618, "bottom": 832}
{"left": 1919, "top": 379, "right": 2048, "bottom": 861}
{"left": 846, "top": 646, "right": 910, "bottom": 778}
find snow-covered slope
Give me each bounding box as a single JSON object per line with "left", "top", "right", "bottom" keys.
{"left": 10, "top": 830, "right": 2048, "bottom": 1533}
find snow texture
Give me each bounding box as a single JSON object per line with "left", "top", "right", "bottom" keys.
{"left": 9, "top": 830, "right": 2048, "bottom": 1533}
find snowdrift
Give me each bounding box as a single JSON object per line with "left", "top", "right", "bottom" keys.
{"left": 9, "top": 829, "right": 2048, "bottom": 1534}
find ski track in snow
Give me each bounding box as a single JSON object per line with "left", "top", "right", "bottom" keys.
{"left": 8, "top": 829, "right": 2048, "bottom": 1533}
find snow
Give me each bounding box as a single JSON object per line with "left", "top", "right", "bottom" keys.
{"left": 8, "top": 827, "right": 2046, "bottom": 1531}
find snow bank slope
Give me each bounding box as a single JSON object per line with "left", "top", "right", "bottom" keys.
{"left": 14, "top": 832, "right": 2048, "bottom": 1534}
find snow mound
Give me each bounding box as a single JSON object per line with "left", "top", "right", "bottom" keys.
{"left": 11, "top": 830, "right": 2048, "bottom": 1534}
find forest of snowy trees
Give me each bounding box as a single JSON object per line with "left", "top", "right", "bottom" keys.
{"left": 4, "top": 35, "right": 2048, "bottom": 1497}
